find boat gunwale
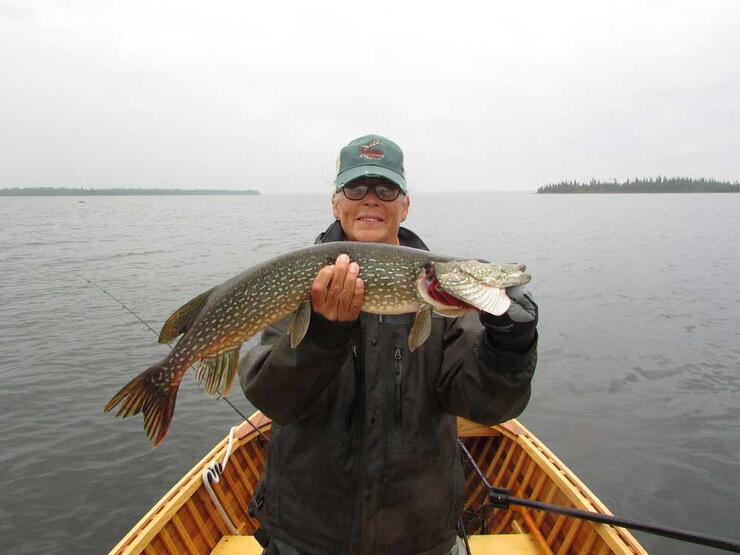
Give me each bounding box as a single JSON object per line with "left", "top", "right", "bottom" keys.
{"left": 108, "top": 416, "right": 270, "bottom": 555}
{"left": 506, "top": 422, "right": 647, "bottom": 554}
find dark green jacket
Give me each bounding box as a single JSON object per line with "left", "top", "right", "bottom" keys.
{"left": 239, "top": 223, "right": 537, "bottom": 555}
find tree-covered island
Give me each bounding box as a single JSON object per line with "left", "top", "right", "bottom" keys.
{"left": 537, "top": 177, "right": 738, "bottom": 194}
{"left": 0, "top": 187, "right": 260, "bottom": 196}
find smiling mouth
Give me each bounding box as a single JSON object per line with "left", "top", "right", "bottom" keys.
{"left": 357, "top": 216, "right": 384, "bottom": 223}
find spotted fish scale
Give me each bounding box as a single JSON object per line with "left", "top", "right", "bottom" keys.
{"left": 104, "top": 242, "right": 530, "bottom": 446}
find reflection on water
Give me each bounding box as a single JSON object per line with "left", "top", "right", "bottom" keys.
{"left": 0, "top": 193, "right": 737, "bottom": 554}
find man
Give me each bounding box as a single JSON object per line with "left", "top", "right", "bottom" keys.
{"left": 239, "top": 134, "right": 538, "bottom": 555}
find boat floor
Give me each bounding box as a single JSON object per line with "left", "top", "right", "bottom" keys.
{"left": 211, "top": 533, "right": 540, "bottom": 554}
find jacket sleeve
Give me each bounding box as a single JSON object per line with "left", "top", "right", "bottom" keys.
{"left": 238, "top": 312, "right": 358, "bottom": 425}
{"left": 435, "top": 312, "right": 537, "bottom": 425}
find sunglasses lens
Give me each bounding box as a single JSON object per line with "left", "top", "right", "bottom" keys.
{"left": 343, "top": 185, "right": 368, "bottom": 200}
{"left": 376, "top": 184, "right": 400, "bottom": 201}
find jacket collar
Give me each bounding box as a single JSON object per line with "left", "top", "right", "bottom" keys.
{"left": 315, "top": 220, "right": 430, "bottom": 252}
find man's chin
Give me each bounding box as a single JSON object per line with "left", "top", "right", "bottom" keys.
{"left": 351, "top": 229, "right": 389, "bottom": 243}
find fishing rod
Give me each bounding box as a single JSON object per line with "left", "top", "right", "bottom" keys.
{"left": 457, "top": 440, "right": 740, "bottom": 553}
{"left": 79, "top": 274, "right": 739, "bottom": 553}
{"left": 76, "top": 274, "right": 269, "bottom": 444}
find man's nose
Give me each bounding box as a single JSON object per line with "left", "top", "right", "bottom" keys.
{"left": 363, "top": 189, "right": 381, "bottom": 204}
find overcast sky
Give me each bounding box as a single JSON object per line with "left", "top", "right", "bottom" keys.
{"left": 1, "top": 0, "right": 738, "bottom": 193}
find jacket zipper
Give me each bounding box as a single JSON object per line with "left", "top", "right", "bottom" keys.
{"left": 346, "top": 343, "right": 360, "bottom": 430}
{"left": 393, "top": 347, "right": 402, "bottom": 425}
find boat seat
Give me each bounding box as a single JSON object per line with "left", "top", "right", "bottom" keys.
{"left": 468, "top": 533, "right": 540, "bottom": 553}
{"left": 211, "top": 535, "right": 263, "bottom": 555}
{"left": 211, "top": 534, "right": 539, "bottom": 554}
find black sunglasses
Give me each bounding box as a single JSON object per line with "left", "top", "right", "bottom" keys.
{"left": 341, "top": 181, "right": 404, "bottom": 201}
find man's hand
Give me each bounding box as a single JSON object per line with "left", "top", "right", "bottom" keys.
{"left": 311, "top": 254, "right": 364, "bottom": 321}
{"left": 480, "top": 287, "right": 538, "bottom": 353}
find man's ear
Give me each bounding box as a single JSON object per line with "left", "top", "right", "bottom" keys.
{"left": 332, "top": 192, "right": 340, "bottom": 220}
{"left": 401, "top": 194, "right": 410, "bottom": 222}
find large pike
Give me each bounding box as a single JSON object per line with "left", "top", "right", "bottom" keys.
{"left": 104, "top": 242, "right": 531, "bottom": 446}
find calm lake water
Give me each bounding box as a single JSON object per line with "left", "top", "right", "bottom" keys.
{"left": 0, "top": 193, "right": 738, "bottom": 554}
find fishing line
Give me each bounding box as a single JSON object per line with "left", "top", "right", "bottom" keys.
{"left": 77, "top": 274, "right": 269, "bottom": 444}
{"left": 76, "top": 274, "right": 160, "bottom": 338}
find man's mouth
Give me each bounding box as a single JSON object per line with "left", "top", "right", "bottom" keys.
{"left": 357, "top": 216, "right": 384, "bottom": 223}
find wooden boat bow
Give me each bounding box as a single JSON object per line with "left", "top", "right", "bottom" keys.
{"left": 109, "top": 414, "right": 646, "bottom": 554}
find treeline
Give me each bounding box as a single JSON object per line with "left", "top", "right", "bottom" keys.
{"left": 537, "top": 177, "right": 739, "bottom": 194}
{"left": 0, "top": 187, "right": 260, "bottom": 196}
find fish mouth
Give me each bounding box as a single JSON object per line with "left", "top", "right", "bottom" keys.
{"left": 417, "top": 260, "right": 524, "bottom": 316}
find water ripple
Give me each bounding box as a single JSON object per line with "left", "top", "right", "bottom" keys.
{"left": 0, "top": 193, "right": 738, "bottom": 554}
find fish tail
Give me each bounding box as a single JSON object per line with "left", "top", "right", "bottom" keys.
{"left": 104, "top": 359, "right": 182, "bottom": 447}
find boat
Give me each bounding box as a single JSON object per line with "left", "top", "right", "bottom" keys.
{"left": 109, "top": 412, "right": 646, "bottom": 554}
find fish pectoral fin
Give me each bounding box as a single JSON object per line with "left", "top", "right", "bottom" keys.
{"left": 408, "top": 304, "right": 433, "bottom": 352}
{"left": 438, "top": 272, "right": 512, "bottom": 316}
{"left": 288, "top": 300, "right": 312, "bottom": 349}
{"left": 159, "top": 287, "right": 215, "bottom": 344}
{"left": 474, "top": 286, "right": 511, "bottom": 316}
{"left": 193, "top": 347, "right": 240, "bottom": 397}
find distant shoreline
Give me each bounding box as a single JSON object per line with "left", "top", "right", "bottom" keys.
{"left": 0, "top": 187, "right": 260, "bottom": 196}
{"left": 537, "top": 177, "right": 738, "bottom": 194}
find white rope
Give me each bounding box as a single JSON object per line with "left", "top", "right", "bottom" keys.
{"left": 202, "top": 426, "right": 240, "bottom": 535}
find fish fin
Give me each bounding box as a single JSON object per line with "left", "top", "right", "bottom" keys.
{"left": 103, "top": 359, "right": 182, "bottom": 448}
{"left": 408, "top": 304, "right": 433, "bottom": 352}
{"left": 437, "top": 271, "right": 512, "bottom": 316}
{"left": 158, "top": 287, "right": 214, "bottom": 344}
{"left": 288, "top": 300, "right": 312, "bottom": 349}
{"left": 475, "top": 287, "right": 511, "bottom": 316}
{"left": 193, "top": 347, "right": 241, "bottom": 397}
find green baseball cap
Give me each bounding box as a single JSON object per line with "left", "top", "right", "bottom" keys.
{"left": 334, "top": 134, "right": 407, "bottom": 192}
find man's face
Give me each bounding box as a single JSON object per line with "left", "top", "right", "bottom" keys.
{"left": 332, "top": 177, "right": 410, "bottom": 245}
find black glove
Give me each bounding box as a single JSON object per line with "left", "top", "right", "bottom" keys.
{"left": 480, "top": 287, "right": 538, "bottom": 353}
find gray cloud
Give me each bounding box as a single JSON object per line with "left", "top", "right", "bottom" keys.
{"left": 1, "top": 0, "right": 738, "bottom": 192}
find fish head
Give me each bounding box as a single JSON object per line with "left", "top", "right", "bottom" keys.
{"left": 416, "top": 260, "right": 531, "bottom": 317}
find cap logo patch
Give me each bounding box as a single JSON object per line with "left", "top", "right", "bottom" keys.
{"left": 359, "top": 139, "right": 384, "bottom": 160}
